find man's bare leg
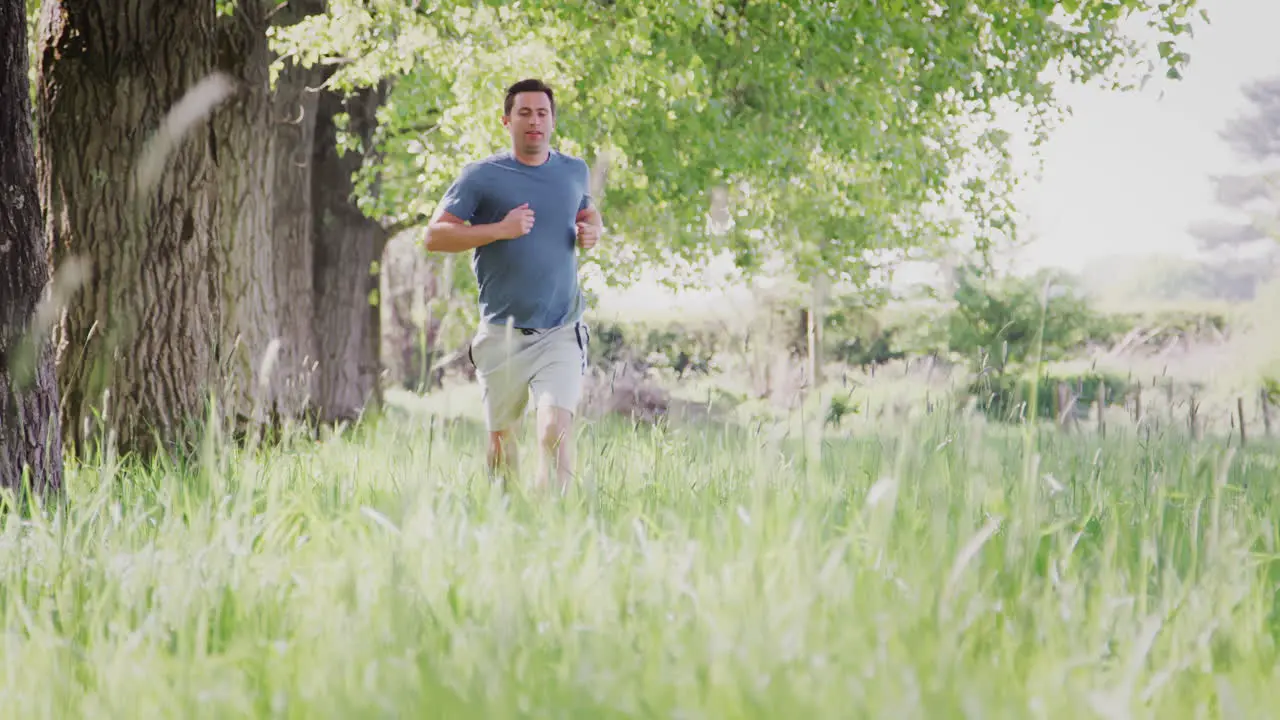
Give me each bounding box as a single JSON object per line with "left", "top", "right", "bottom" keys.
{"left": 487, "top": 429, "right": 518, "bottom": 491}
{"left": 535, "top": 405, "right": 574, "bottom": 493}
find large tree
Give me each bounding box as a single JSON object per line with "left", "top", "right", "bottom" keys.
{"left": 267, "top": 0, "right": 328, "bottom": 421}
{"left": 1, "top": 0, "right": 62, "bottom": 492}
{"left": 240, "top": 0, "right": 390, "bottom": 425}
{"left": 210, "top": 0, "right": 377, "bottom": 429}
{"left": 36, "top": 0, "right": 226, "bottom": 459}
{"left": 311, "top": 82, "right": 390, "bottom": 421}
{"left": 210, "top": 0, "right": 282, "bottom": 429}
{"left": 34, "top": 0, "right": 379, "bottom": 455}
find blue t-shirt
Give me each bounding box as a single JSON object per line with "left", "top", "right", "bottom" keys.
{"left": 438, "top": 149, "right": 591, "bottom": 329}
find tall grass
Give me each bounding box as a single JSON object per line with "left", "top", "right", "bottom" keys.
{"left": 1, "top": 408, "right": 1277, "bottom": 718}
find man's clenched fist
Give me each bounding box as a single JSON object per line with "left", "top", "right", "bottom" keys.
{"left": 499, "top": 202, "right": 535, "bottom": 239}
{"left": 576, "top": 206, "right": 601, "bottom": 250}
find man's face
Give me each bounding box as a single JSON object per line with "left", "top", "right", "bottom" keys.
{"left": 503, "top": 91, "right": 554, "bottom": 155}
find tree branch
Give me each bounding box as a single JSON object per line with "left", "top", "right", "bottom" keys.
{"left": 381, "top": 214, "right": 428, "bottom": 236}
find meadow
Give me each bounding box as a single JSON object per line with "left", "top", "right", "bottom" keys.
{"left": 5, "top": 1, "right": 1274, "bottom": 716}
{"left": 3, "top": 385, "right": 1278, "bottom": 719}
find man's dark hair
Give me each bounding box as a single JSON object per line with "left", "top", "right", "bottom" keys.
{"left": 504, "top": 78, "right": 555, "bottom": 116}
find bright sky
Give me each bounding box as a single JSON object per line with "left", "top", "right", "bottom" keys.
{"left": 1012, "top": 0, "right": 1280, "bottom": 272}
{"left": 595, "top": 0, "right": 1280, "bottom": 315}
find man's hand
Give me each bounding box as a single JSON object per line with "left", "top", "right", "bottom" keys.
{"left": 498, "top": 203, "right": 535, "bottom": 240}
{"left": 576, "top": 206, "right": 602, "bottom": 250}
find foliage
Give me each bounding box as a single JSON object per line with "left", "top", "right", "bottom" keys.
{"left": 270, "top": 2, "right": 589, "bottom": 225}
{"left": 830, "top": 330, "right": 907, "bottom": 368}
{"left": 270, "top": 0, "right": 1208, "bottom": 288}
{"left": 829, "top": 298, "right": 1233, "bottom": 371}
{"left": 592, "top": 272, "right": 1246, "bottom": 394}
{"left": 1103, "top": 306, "right": 1233, "bottom": 344}
{"left": 863, "top": 303, "right": 950, "bottom": 360}
{"left": 968, "top": 367, "right": 1133, "bottom": 423}
{"left": 528, "top": 0, "right": 1205, "bottom": 282}
{"left": 943, "top": 265, "right": 1118, "bottom": 374}
{"left": 587, "top": 318, "right": 721, "bottom": 378}
{"left": 822, "top": 287, "right": 906, "bottom": 366}
{"left": 588, "top": 268, "right": 1174, "bottom": 383}
{"left": 592, "top": 307, "right": 901, "bottom": 380}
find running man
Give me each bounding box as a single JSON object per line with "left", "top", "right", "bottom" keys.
{"left": 424, "top": 78, "right": 602, "bottom": 492}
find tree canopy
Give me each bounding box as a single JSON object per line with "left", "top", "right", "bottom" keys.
{"left": 273, "top": 0, "right": 1206, "bottom": 287}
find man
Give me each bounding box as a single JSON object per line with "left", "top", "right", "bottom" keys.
{"left": 424, "top": 78, "right": 602, "bottom": 493}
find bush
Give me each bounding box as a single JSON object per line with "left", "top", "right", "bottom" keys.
{"left": 830, "top": 330, "right": 906, "bottom": 367}
{"left": 967, "top": 369, "right": 1133, "bottom": 423}
{"left": 945, "top": 265, "right": 1118, "bottom": 373}
{"left": 1099, "top": 307, "right": 1234, "bottom": 349}
{"left": 586, "top": 319, "right": 720, "bottom": 378}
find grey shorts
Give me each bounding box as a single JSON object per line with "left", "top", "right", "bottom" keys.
{"left": 467, "top": 320, "right": 590, "bottom": 432}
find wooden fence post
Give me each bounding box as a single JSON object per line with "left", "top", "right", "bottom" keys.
{"left": 1263, "top": 388, "right": 1274, "bottom": 438}
{"left": 1189, "top": 393, "right": 1201, "bottom": 441}
{"left": 1097, "top": 381, "right": 1106, "bottom": 438}
{"left": 1238, "top": 396, "right": 1247, "bottom": 447}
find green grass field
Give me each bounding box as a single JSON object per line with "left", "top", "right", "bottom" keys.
{"left": 3, "top": 403, "right": 1279, "bottom": 718}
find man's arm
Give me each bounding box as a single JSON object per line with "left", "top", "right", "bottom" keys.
{"left": 425, "top": 204, "right": 535, "bottom": 253}
{"left": 424, "top": 210, "right": 503, "bottom": 253}
{"left": 425, "top": 162, "right": 531, "bottom": 253}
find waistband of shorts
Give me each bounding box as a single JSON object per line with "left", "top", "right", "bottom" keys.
{"left": 481, "top": 319, "right": 586, "bottom": 337}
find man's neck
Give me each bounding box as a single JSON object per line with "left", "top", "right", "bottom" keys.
{"left": 511, "top": 147, "right": 551, "bottom": 166}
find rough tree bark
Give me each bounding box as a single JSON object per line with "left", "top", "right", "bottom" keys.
{"left": 210, "top": 0, "right": 279, "bottom": 430}
{"left": 311, "top": 85, "right": 388, "bottom": 422}
{"left": 380, "top": 229, "right": 442, "bottom": 391}
{"left": 1, "top": 0, "right": 63, "bottom": 492}
{"left": 37, "top": 0, "right": 220, "bottom": 458}
{"left": 268, "top": 0, "right": 326, "bottom": 422}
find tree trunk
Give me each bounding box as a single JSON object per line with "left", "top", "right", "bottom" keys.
{"left": 267, "top": 0, "right": 326, "bottom": 422}
{"left": 311, "top": 85, "right": 387, "bottom": 422}
{"left": 0, "top": 0, "right": 62, "bottom": 492}
{"left": 36, "top": 0, "right": 221, "bottom": 458}
{"left": 380, "top": 228, "right": 442, "bottom": 392}
{"left": 211, "top": 0, "right": 279, "bottom": 430}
